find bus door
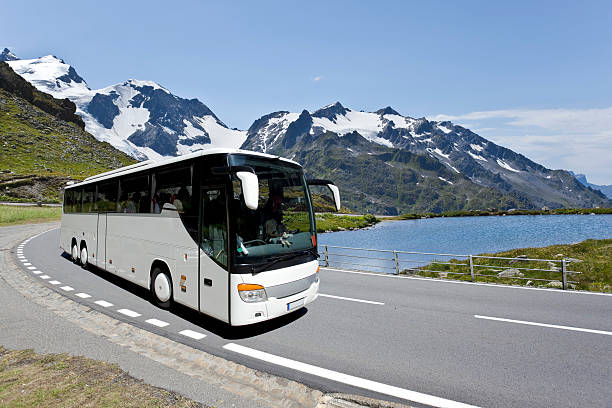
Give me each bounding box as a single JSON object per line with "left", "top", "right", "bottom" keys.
{"left": 199, "top": 185, "right": 229, "bottom": 322}
{"left": 97, "top": 213, "right": 107, "bottom": 270}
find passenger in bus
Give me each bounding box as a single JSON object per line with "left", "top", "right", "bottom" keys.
{"left": 120, "top": 193, "right": 137, "bottom": 213}
{"left": 264, "top": 194, "right": 288, "bottom": 239}
{"left": 152, "top": 193, "right": 161, "bottom": 214}
{"left": 175, "top": 186, "right": 191, "bottom": 213}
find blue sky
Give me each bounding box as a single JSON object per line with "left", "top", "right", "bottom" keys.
{"left": 3, "top": 0, "right": 612, "bottom": 183}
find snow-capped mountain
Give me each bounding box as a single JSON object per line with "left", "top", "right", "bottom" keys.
{"left": 5, "top": 50, "right": 246, "bottom": 160}
{"left": 242, "top": 102, "right": 610, "bottom": 211}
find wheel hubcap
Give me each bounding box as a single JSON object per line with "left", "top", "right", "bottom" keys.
{"left": 154, "top": 274, "right": 171, "bottom": 302}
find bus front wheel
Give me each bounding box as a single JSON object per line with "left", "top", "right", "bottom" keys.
{"left": 151, "top": 267, "right": 172, "bottom": 309}
{"left": 80, "top": 246, "right": 88, "bottom": 269}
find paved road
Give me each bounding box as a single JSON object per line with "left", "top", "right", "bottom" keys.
{"left": 14, "top": 227, "right": 612, "bottom": 407}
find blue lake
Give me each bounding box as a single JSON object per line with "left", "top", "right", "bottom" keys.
{"left": 319, "top": 214, "right": 612, "bottom": 257}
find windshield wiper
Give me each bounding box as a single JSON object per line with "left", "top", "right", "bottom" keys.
{"left": 251, "top": 249, "right": 317, "bottom": 274}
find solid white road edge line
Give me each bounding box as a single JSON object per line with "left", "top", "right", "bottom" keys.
{"left": 321, "top": 267, "right": 612, "bottom": 297}
{"left": 223, "top": 343, "right": 479, "bottom": 408}
{"left": 117, "top": 309, "right": 141, "bottom": 318}
{"left": 145, "top": 318, "right": 170, "bottom": 328}
{"left": 94, "top": 300, "right": 114, "bottom": 308}
{"left": 179, "top": 329, "right": 206, "bottom": 340}
{"left": 319, "top": 293, "right": 384, "bottom": 305}
{"left": 474, "top": 315, "right": 612, "bottom": 336}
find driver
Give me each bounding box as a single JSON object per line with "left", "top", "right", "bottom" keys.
{"left": 264, "top": 194, "right": 287, "bottom": 238}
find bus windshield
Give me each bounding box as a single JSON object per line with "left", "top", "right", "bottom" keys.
{"left": 228, "top": 155, "right": 316, "bottom": 267}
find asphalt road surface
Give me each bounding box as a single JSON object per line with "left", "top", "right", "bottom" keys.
{"left": 16, "top": 228, "right": 612, "bottom": 407}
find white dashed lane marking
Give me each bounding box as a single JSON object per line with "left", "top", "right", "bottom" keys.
{"left": 39, "top": 275, "right": 50, "bottom": 279}
{"left": 179, "top": 330, "right": 206, "bottom": 340}
{"left": 319, "top": 293, "right": 385, "bottom": 305}
{"left": 94, "top": 300, "right": 114, "bottom": 308}
{"left": 146, "top": 319, "right": 170, "bottom": 328}
{"left": 75, "top": 293, "right": 91, "bottom": 299}
{"left": 49, "top": 280, "right": 61, "bottom": 285}
{"left": 60, "top": 286, "right": 74, "bottom": 291}
{"left": 117, "top": 309, "right": 141, "bottom": 318}
{"left": 474, "top": 315, "right": 612, "bottom": 336}
{"left": 27, "top": 266, "right": 37, "bottom": 270}
{"left": 223, "top": 343, "right": 479, "bottom": 408}
{"left": 32, "top": 271, "right": 42, "bottom": 275}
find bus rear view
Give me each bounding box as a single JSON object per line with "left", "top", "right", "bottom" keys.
{"left": 60, "top": 149, "right": 340, "bottom": 326}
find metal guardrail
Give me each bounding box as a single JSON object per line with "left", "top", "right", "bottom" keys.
{"left": 319, "top": 245, "right": 582, "bottom": 290}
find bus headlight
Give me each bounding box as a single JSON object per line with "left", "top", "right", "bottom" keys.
{"left": 238, "top": 283, "right": 267, "bottom": 303}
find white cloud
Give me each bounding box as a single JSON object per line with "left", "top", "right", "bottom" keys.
{"left": 312, "top": 75, "right": 323, "bottom": 82}
{"left": 432, "top": 107, "right": 612, "bottom": 185}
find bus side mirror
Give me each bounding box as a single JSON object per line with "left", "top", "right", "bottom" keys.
{"left": 236, "top": 171, "right": 259, "bottom": 210}
{"left": 307, "top": 179, "right": 341, "bottom": 212}
{"left": 328, "top": 184, "right": 341, "bottom": 212}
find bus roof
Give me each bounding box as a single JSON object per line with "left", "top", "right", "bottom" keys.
{"left": 67, "top": 147, "right": 300, "bottom": 189}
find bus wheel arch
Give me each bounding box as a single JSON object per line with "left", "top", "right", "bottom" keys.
{"left": 150, "top": 260, "right": 173, "bottom": 309}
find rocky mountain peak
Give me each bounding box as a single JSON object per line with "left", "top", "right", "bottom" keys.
{"left": 312, "top": 101, "right": 348, "bottom": 121}
{"left": 0, "top": 48, "right": 19, "bottom": 61}
{"left": 375, "top": 106, "right": 401, "bottom": 116}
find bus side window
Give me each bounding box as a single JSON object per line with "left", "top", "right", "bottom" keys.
{"left": 154, "top": 166, "right": 193, "bottom": 214}
{"left": 64, "top": 189, "right": 73, "bottom": 213}
{"left": 83, "top": 184, "right": 96, "bottom": 213}
{"left": 98, "top": 181, "right": 118, "bottom": 212}
{"left": 74, "top": 189, "right": 82, "bottom": 213}
{"left": 120, "top": 175, "right": 149, "bottom": 213}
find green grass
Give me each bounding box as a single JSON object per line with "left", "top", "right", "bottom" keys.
{"left": 413, "top": 239, "right": 612, "bottom": 293}
{"left": 0, "top": 347, "right": 201, "bottom": 407}
{"left": 0, "top": 204, "right": 61, "bottom": 226}
{"left": 283, "top": 212, "right": 379, "bottom": 233}
{"left": 314, "top": 213, "right": 378, "bottom": 232}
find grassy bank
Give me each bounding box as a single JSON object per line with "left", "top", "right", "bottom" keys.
{"left": 413, "top": 239, "right": 612, "bottom": 293}
{"left": 314, "top": 213, "right": 379, "bottom": 232}
{"left": 0, "top": 347, "right": 201, "bottom": 407}
{"left": 0, "top": 204, "right": 61, "bottom": 226}
{"left": 392, "top": 207, "right": 612, "bottom": 220}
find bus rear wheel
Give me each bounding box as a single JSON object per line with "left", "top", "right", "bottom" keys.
{"left": 151, "top": 266, "right": 172, "bottom": 309}
{"left": 80, "top": 246, "right": 88, "bottom": 269}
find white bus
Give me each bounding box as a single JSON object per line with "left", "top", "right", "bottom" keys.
{"left": 60, "top": 148, "right": 340, "bottom": 326}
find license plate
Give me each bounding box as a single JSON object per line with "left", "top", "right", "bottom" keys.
{"left": 287, "top": 298, "right": 305, "bottom": 311}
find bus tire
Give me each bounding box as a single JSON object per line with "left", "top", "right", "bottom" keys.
{"left": 151, "top": 266, "right": 172, "bottom": 309}
{"left": 80, "top": 245, "right": 88, "bottom": 269}
{"left": 71, "top": 242, "right": 79, "bottom": 263}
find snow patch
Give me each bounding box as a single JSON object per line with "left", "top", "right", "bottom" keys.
{"left": 470, "top": 143, "right": 484, "bottom": 152}
{"left": 468, "top": 151, "right": 488, "bottom": 162}
{"left": 496, "top": 159, "right": 521, "bottom": 172}
{"left": 438, "top": 125, "right": 452, "bottom": 134}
